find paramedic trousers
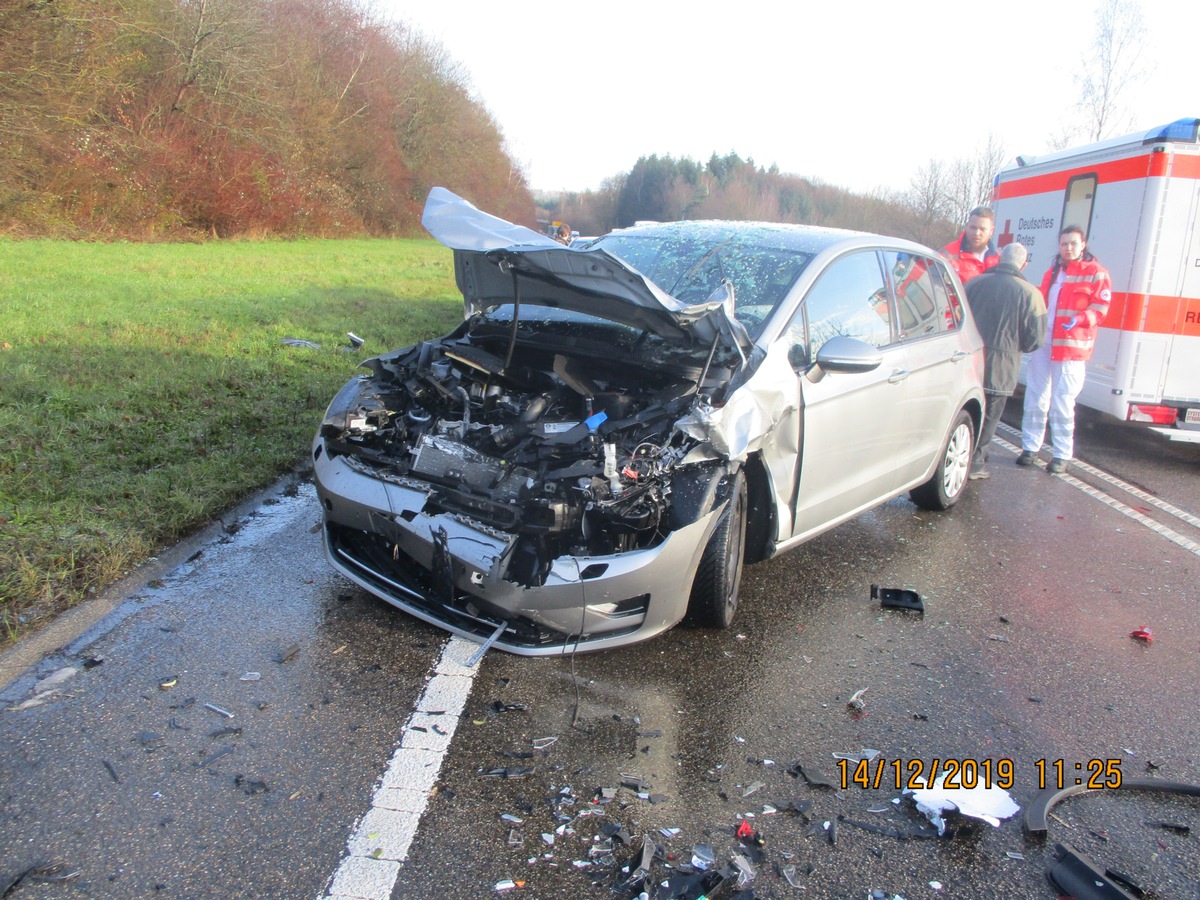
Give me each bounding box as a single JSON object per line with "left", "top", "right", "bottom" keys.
{"left": 1021, "top": 349, "right": 1087, "bottom": 460}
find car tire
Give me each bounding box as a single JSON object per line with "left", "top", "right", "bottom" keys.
{"left": 909, "top": 408, "right": 974, "bottom": 511}
{"left": 687, "top": 472, "right": 747, "bottom": 628}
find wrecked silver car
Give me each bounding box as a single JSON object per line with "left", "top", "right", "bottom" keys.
{"left": 312, "top": 188, "right": 986, "bottom": 655}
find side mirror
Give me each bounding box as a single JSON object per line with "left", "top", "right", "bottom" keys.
{"left": 806, "top": 335, "right": 884, "bottom": 383}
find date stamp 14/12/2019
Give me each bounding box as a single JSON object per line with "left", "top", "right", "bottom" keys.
{"left": 836, "top": 757, "right": 1124, "bottom": 792}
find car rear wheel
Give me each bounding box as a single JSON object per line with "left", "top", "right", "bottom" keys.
{"left": 909, "top": 409, "right": 973, "bottom": 511}
{"left": 687, "top": 472, "right": 747, "bottom": 628}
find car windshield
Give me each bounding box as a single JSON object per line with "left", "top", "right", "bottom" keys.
{"left": 591, "top": 230, "right": 814, "bottom": 337}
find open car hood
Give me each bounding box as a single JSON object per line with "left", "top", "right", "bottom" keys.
{"left": 422, "top": 188, "right": 755, "bottom": 357}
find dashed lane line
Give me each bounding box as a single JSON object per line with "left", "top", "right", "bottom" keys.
{"left": 324, "top": 635, "right": 481, "bottom": 900}
{"left": 993, "top": 428, "right": 1200, "bottom": 559}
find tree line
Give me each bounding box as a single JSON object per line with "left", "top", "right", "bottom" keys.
{"left": 0, "top": 0, "right": 1143, "bottom": 242}
{"left": 541, "top": 146, "right": 1004, "bottom": 248}
{"left": 0, "top": 0, "right": 533, "bottom": 238}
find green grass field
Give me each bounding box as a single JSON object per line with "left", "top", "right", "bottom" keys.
{"left": 0, "top": 237, "right": 463, "bottom": 641}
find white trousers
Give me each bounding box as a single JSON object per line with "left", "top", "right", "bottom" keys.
{"left": 1021, "top": 350, "right": 1087, "bottom": 460}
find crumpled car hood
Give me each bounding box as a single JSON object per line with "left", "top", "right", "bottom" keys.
{"left": 422, "top": 187, "right": 755, "bottom": 357}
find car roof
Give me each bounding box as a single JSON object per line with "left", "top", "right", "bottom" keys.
{"left": 605, "top": 218, "right": 931, "bottom": 257}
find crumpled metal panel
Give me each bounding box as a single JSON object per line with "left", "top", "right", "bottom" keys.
{"left": 677, "top": 345, "right": 801, "bottom": 537}
{"left": 421, "top": 187, "right": 755, "bottom": 356}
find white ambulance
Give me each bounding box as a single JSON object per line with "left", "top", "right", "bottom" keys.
{"left": 991, "top": 117, "right": 1200, "bottom": 441}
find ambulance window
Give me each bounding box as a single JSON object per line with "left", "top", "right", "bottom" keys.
{"left": 1062, "top": 174, "right": 1097, "bottom": 238}
{"left": 788, "top": 250, "right": 893, "bottom": 363}
{"left": 883, "top": 251, "right": 947, "bottom": 338}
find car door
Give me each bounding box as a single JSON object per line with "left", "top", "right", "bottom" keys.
{"left": 883, "top": 250, "right": 974, "bottom": 483}
{"left": 785, "top": 249, "right": 912, "bottom": 541}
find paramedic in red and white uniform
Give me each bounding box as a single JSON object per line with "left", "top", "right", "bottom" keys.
{"left": 1016, "top": 225, "right": 1112, "bottom": 475}
{"left": 940, "top": 206, "right": 1001, "bottom": 283}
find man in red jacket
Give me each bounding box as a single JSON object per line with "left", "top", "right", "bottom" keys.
{"left": 941, "top": 206, "right": 1000, "bottom": 283}
{"left": 1017, "top": 225, "right": 1112, "bottom": 475}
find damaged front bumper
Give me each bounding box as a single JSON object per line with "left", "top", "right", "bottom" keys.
{"left": 313, "top": 446, "right": 723, "bottom": 655}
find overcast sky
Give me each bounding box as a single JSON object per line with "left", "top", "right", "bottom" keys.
{"left": 375, "top": 1, "right": 1196, "bottom": 196}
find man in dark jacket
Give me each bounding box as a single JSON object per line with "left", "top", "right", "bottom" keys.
{"left": 963, "top": 242, "right": 1047, "bottom": 479}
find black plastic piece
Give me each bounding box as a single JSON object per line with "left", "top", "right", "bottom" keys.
{"left": 872, "top": 583, "right": 924, "bottom": 612}
{"left": 1025, "top": 776, "right": 1200, "bottom": 833}
{"left": 1047, "top": 842, "right": 1139, "bottom": 900}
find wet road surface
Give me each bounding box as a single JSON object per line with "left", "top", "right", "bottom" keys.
{"left": 2, "top": 414, "right": 1199, "bottom": 899}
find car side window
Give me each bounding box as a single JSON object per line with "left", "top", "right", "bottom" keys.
{"left": 785, "top": 251, "right": 892, "bottom": 364}
{"left": 933, "top": 260, "right": 964, "bottom": 330}
{"left": 884, "top": 251, "right": 942, "bottom": 338}
{"left": 884, "top": 252, "right": 962, "bottom": 337}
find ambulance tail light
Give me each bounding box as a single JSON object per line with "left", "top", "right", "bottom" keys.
{"left": 1127, "top": 404, "right": 1176, "bottom": 425}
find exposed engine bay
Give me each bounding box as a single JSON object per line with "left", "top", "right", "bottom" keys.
{"left": 319, "top": 309, "right": 750, "bottom": 589}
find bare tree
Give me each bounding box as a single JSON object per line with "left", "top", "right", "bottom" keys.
{"left": 946, "top": 133, "right": 1008, "bottom": 224}
{"left": 905, "top": 159, "right": 953, "bottom": 247}
{"left": 1076, "top": 0, "right": 1151, "bottom": 142}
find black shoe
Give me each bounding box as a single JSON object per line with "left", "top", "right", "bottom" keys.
{"left": 1047, "top": 458, "right": 1069, "bottom": 475}
{"left": 969, "top": 468, "right": 991, "bottom": 481}
{"left": 1015, "top": 451, "right": 1036, "bottom": 467}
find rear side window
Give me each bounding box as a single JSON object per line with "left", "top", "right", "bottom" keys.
{"left": 884, "top": 252, "right": 962, "bottom": 338}
{"left": 794, "top": 250, "right": 893, "bottom": 361}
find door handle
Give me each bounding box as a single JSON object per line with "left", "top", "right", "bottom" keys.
{"left": 888, "top": 369, "right": 909, "bottom": 384}
{"left": 950, "top": 351, "right": 968, "bottom": 363}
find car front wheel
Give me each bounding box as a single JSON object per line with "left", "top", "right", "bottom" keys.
{"left": 687, "top": 472, "right": 747, "bottom": 628}
{"left": 909, "top": 409, "right": 974, "bottom": 511}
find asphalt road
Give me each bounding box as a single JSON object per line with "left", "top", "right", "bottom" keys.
{"left": 2, "top": 410, "right": 1198, "bottom": 900}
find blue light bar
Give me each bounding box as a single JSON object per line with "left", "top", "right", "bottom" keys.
{"left": 1142, "top": 118, "right": 1199, "bottom": 144}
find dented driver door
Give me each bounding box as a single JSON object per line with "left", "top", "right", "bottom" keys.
{"left": 783, "top": 250, "right": 912, "bottom": 541}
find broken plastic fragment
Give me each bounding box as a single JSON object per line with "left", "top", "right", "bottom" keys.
{"left": 158, "top": 676, "right": 178, "bottom": 690}
{"left": 690, "top": 843, "right": 715, "bottom": 871}
{"left": 1130, "top": 626, "right": 1153, "bottom": 642}
{"left": 200, "top": 746, "right": 234, "bottom": 767}
{"left": 741, "top": 780, "right": 766, "bottom": 798}
{"left": 832, "top": 748, "right": 880, "bottom": 763}
{"left": 787, "top": 760, "right": 837, "bottom": 789}
{"left": 905, "top": 774, "right": 1020, "bottom": 835}
{"left": 621, "top": 774, "right": 650, "bottom": 792}
{"left": 481, "top": 766, "right": 534, "bottom": 779}
{"left": 239, "top": 672, "right": 261, "bottom": 682}
{"left": 276, "top": 644, "right": 300, "bottom": 663}
{"left": 204, "top": 703, "right": 234, "bottom": 718}
{"left": 873, "top": 583, "right": 924, "bottom": 612}
{"left": 730, "top": 853, "right": 756, "bottom": 888}
{"left": 1145, "top": 820, "right": 1190, "bottom": 833}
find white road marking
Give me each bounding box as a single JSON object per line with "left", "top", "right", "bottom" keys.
{"left": 994, "top": 426, "right": 1200, "bottom": 558}
{"left": 324, "top": 635, "right": 481, "bottom": 899}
